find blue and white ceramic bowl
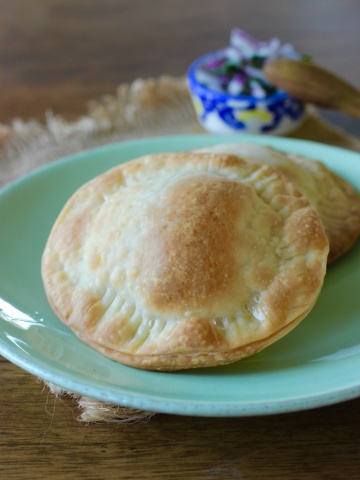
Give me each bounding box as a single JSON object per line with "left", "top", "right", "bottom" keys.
{"left": 187, "top": 51, "right": 305, "bottom": 135}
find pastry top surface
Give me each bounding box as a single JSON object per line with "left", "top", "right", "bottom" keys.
{"left": 195, "top": 143, "right": 360, "bottom": 263}
{"left": 42, "top": 151, "right": 329, "bottom": 370}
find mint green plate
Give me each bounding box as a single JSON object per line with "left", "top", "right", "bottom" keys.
{"left": 1, "top": 134, "right": 360, "bottom": 416}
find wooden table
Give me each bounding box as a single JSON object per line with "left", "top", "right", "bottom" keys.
{"left": 1, "top": 1, "right": 360, "bottom": 478}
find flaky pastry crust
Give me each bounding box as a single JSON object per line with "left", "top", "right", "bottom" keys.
{"left": 42, "top": 152, "right": 329, "bottom": 370}
{"left": 195, "top": 143, "right": 360, "bottom": 263}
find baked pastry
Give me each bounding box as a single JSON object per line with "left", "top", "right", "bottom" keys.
{"left": 42, "top": 152, "right": 329, "bottom": 371}
{"left": 195, "top": 143, "right": 360, "bottom": 263}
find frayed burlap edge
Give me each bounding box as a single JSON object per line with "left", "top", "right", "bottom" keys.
{"left": 0, "top": 75, "right": 202, "bottom": 189}
{"left": 2, "top": 75, "right": 360, "bottom": 423}
{"left": 43, "top": 381, "right": 156, "bottom": 424}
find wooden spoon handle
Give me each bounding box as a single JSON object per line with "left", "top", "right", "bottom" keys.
{"left": 264, "top": 59, "right": 360, "bottom": 120}
{"left": 337, "top": 93, "right": 360, "bottom": 120}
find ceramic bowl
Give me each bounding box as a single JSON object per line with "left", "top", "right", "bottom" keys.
{"left": 187, "top": 50, "right": 305, "bottom": 135}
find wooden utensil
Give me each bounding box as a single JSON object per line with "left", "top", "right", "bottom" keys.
{"left": 264, "top": 58, "right": 360, "bottom": 120}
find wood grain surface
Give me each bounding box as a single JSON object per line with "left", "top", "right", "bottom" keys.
{"left": 1, "top": 1, "right": 360, "bottom": 479}
{"left": 2, "top": 357, "right": 360, "bottom": 480}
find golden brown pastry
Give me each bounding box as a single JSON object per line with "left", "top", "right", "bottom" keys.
{"left": 195, "top": 143, "right": 360, "bottom": 263}
{"left": 42, "top": 152, "right": 329, "bottom": 371}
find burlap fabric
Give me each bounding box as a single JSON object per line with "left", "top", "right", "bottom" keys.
{"left": 1, "top": 76, "right": 359, "bottom": 422}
